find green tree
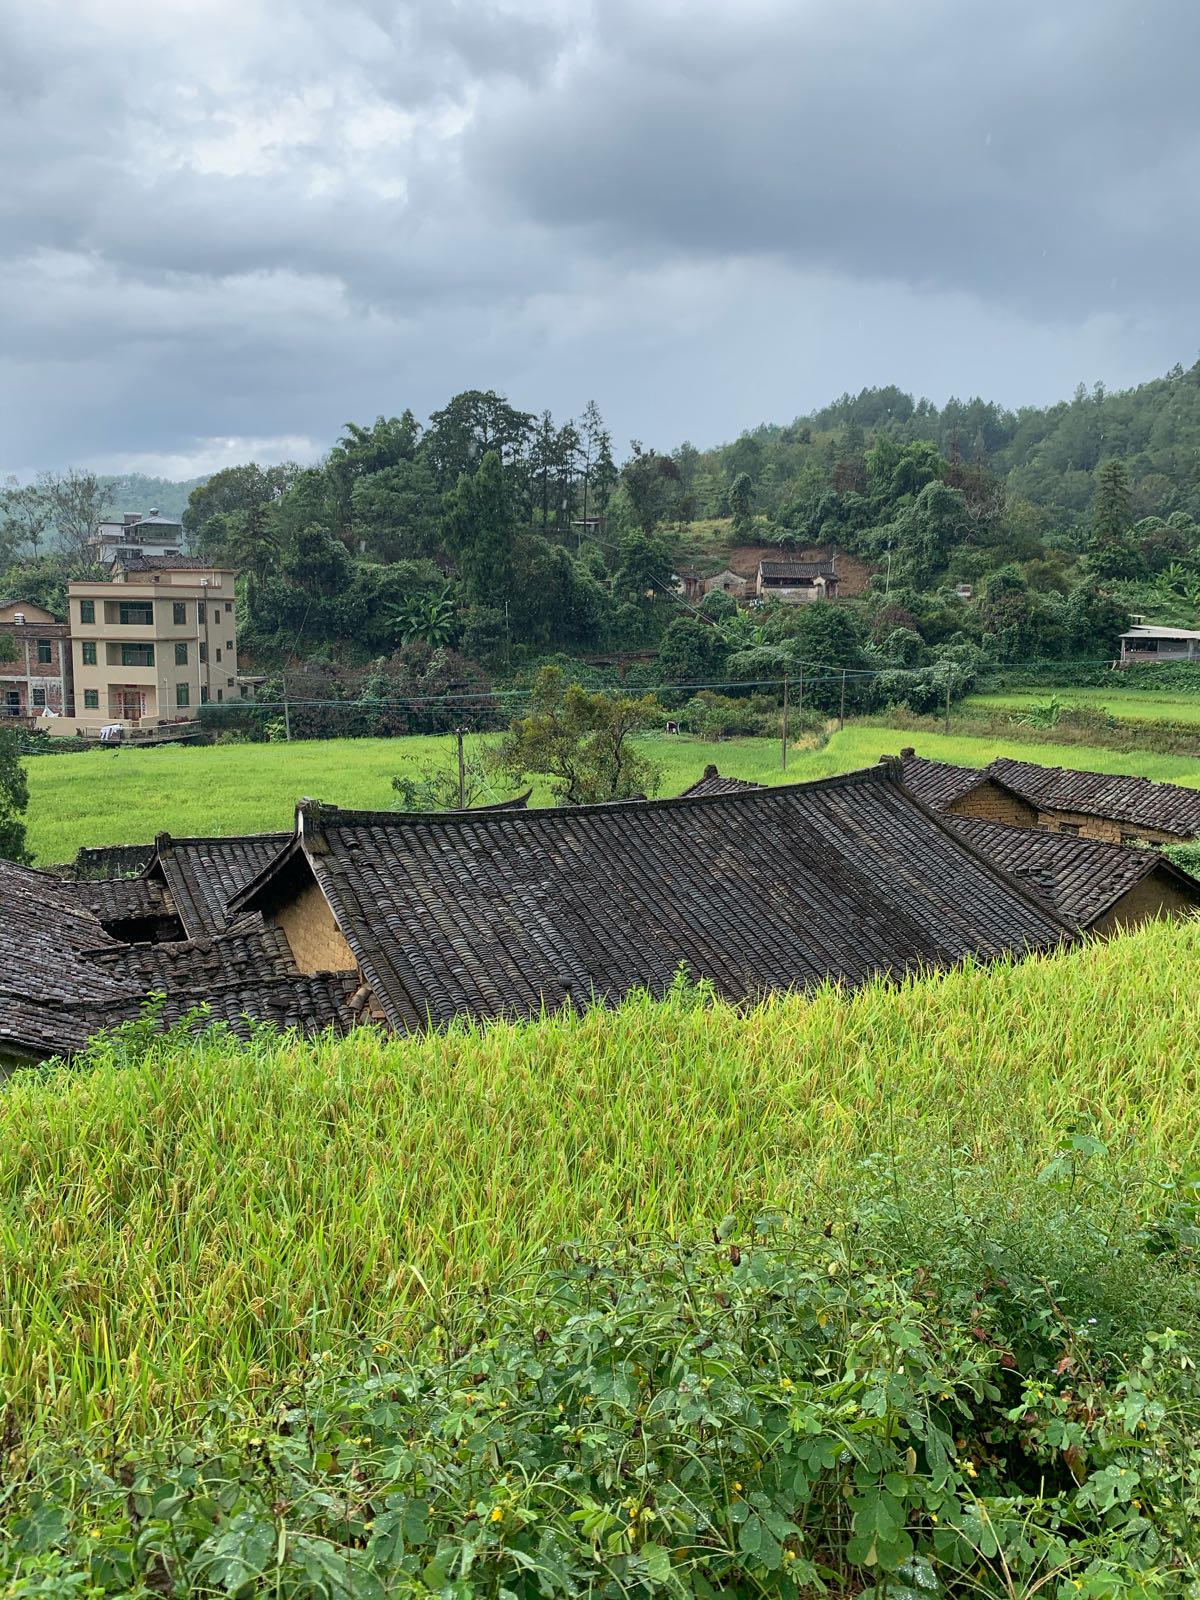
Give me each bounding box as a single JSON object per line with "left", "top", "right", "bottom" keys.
{"left": 578, "top": 400, "right": 617, "bottom": 523}
{"left": 443, "top": 451, "right": 515, "bottom": 609}
{"left": 350, "top": 458, "right": 440, "bottom": 563}
{"left": 496, "top": 666, "right": 662, "bottom": 804}
{"left": 280, "top": 523, "right": 351, "bottom": 596}
{"left": 657, "top": 616, "right": 729, "bottom": 686}
{"left": 1091, "top": 458, "right": 1135, "bottom": 574}
{"left": 0, "top": 478, "right": 50, "bottom": 561}
{"left": 728, "top": 471, "right": 755, "bottom": 540}
{"left": 183, "top": 462, "right": 298, "bottom": 540}
{"left": 620, "top": 442, "right": 680, "bottom": 535}
{"left": 425, "top": 391, "right": 535, "bottom": 490}
{"left": 612, "top": 530, "right": 674, "bottom": 606}
{"left": 0, "top": 729, "right": 30, "bottom": 864}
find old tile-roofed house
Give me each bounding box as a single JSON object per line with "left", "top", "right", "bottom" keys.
{"left": 230, "top": 765, "right": 1070, "bottom": 1032}
{"left": 0, "top": 853, "right": 355, "bottom": 1066}
{"left": 71, "top": 842, "right": 158, "bottom": 880}
{"left": 896, "top": 748, "right": 1200, "bottom": 844}
{"left": 756, "top": 557, "right": 839, "bottom": 603}
{"left": 897, "top": 751, "right": 990, "bottom": 813}
{"left": 945, "top": 815, "right": 1200, "bottom": 933}
{"left": 679, "top": 765, "right": 764, "bottom": 798}
{"left": 983, "top": 756, "right": 1200, "bottom": 843}
{"left": 113, "top": 553, "right": 223, "bottom": 575}
{"left": 0, "top": 857, "right": 146, "bottom": 1061}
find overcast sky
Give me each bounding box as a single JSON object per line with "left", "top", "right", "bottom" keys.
{"left": 2, "top": 0, "right": 1197, "bottom": 479}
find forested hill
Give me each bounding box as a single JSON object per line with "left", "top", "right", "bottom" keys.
{"left": 96, "top": 472, "right": 207, "bottom": 520}
{"left": 690, "top": 360, "right": 1200, "bottom": 532}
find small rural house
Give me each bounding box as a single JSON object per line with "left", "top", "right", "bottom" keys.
{"left": 0, "top": 598, "right": 73, "bottom": 721}
{"left": 89, "top": 510, "right": 186, "bottom": 568}
{"left": 899, "top": 750, "right": 1200, "bottom": 845}
{"left": 227, "top": 763, "right": 1069, "bottom": 1031}
{"left": 945, "top": 814, "right": 1200, "bottom": 934}
{"left": 1119, "top": 625, "right": 1200, "bottom": 665}
{"left": 702, "top": 568, "right": 749, "bottom": 598}
{"left": 756, "top": 557, "right": 839, "bottom": 603}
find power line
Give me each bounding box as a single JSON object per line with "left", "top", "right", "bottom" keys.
{"left": 244, "top": 653, "right": 1128, "bottom": 715}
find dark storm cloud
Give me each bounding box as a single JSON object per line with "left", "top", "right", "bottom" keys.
{"left": 467, "top": 0, "right": 1200, "bottom": 314}
{"left": 0, "top": 0, "right": 1194, "bottom": 475}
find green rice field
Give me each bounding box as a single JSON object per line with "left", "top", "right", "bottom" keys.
{"left": 23, "top": 722, "right": 1200, "bottom": 864}
{"left": 970, "top": 685, "right": 1200, "bottom": 723}
{"left": 3, "top": 920, "right": 1200, "bottom": 1428}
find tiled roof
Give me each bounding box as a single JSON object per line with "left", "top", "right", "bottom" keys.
{"left": 679, "top": 766, "right": 764, "bottom": 798}
{"left": 0, "top": 854, "right": 355, "bottom": 1062}
{"left": 68, "top": 877, "right": 178, "bottom": 927}
{"left": 897, "top": 749, "right": 1200, "bottom": 841}
{"left": 758, "top": 559, "right": 837, "bottom": 580}
{"left": 72, "top": 843, "right": 157, "bottom": 880}
{"left": 986, "top": 757, "right": 1200, "bottom": 839}
{"left": 113, "top": 554, "right": 216, "bottom": 572}
{"left": 898, "top": 752, "right": 989, "bottom": 811}
{"left": 946, "top": 815, "right": 1200, "bottom": 928}
{"left": 144, "top": 833, "right": 292, "bottom": 937}
{"left": 232, "top": 765, "right": 1070, "bottom": 1031}
{"left": 0, "top": 859, "right": 141, "bottom": 1058}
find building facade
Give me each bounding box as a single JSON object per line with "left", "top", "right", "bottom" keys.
{"left": 756, "top": 558, "right": 839, "bottom": 602}
{"left": 63, "top": 563, "right": 240, "bottom": 736}
{"left": 89, "top": 511, "right": 186, "bottom": 568}
{"left": 0, "top": 599, "right": 73, "bottom": 722}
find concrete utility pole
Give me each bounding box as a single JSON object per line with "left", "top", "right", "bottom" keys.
{"left": 456, "top": 726, "right": 466, "bottom": 809}
{"left": 839, "top": 669, "right": 847, "bottom": 731}
{"left": 781, "top": 672, "right": 789, "bottom": 771}
{"left": 282, "top": 676, "right": 292, "bottom": 741}
{"left": 944, "top": 674, "right": 952, "bottom": 735}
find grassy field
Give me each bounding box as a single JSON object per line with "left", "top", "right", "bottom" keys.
{"left": 21, "top": 732, "right": 797, "bottom": 863}
{"left": 24, "top": 722, "right": 1200, "bottom": 862}
{"left": 4, "top": 920, "right": 1200, "bottom": 1427}
{"left": 971, "top": 685, "right": 1200, "bottom": 723}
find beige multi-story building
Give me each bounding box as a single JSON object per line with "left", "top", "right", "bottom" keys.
{"left": 62, "top": 558, "right": 241, "bottom": 737}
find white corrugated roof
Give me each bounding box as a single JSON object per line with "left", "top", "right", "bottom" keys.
{"left": 1120, "top": 625, "right": 1200, "bottom": 640}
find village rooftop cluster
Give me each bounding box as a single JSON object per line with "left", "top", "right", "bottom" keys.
{"left": 4, "top": 750, "right": 1200, "bottom": 1068}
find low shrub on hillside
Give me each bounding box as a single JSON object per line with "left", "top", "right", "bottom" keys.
{"left": 4, "top": 1202, "right": 1198, "bottom": 1596}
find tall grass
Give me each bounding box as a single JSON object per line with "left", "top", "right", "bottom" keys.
{"left": 3, "top": 922, "right": 1200, "bottom": 1429}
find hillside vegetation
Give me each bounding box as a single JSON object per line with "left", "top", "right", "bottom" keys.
{"left": 8, "top": 367, "right": 1200, "bottom": 761}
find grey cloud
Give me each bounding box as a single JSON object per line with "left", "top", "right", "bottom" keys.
{"left": 465, "top": 0, "right": 1200, "bottom": 314}
{"left": 0, "top": 0, "right": 1194, "bottom": 474}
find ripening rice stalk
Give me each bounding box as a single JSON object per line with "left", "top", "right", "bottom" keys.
{"left": 1, "top": 919, "right": 1199, "bottom": 1428}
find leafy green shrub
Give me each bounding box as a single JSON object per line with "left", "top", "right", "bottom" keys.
{"left": 4, "top": 1206, "right": 1198, "bottom": 1596}
{"left": 680, "top": 691, "right": 821, "bottom": 741}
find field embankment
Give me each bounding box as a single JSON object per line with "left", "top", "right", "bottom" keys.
{"left": 4, "top": 921, "right": 1200, "bottom": 1428}
{"left": 24, "top": 724, "right": 1200, "bottom": 863}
